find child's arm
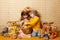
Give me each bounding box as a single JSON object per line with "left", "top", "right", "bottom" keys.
{"left": 20, "top": 20, "right": 24, "bottom": 26}
{"left": 26, "top": 17, "right": 39, "bottom": 28}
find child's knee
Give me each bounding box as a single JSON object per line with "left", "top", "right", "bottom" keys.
{"left": 31, "top": 32, "right": 36, "bottom": 36}
{"left": 37, "top": 30, "right": 41, "bottom": 36}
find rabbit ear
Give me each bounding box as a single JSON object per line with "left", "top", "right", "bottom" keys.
{"left": 49, "top": 22, "right": 54, "bottom": 24}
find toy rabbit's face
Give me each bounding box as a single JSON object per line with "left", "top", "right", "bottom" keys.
{"left": 50, "top": 24, "right": 56, "bottom": 30}
{"left": 43, "top": 24, "right": 48, "bottom": 28}
{"left": 7, "top": 21, "right": 16, "bottom": 26}
{"left": 23, "top": 15, "right": 28, "bottom": 19}
{"left": 10, "top": 23, "right": 13, "bottom": 26}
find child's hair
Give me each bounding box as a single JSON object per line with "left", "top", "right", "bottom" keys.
{"left": 20, "top": 10, "right": 31, "bottom": 20}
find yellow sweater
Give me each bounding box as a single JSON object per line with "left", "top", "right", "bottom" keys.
{"left": 26, "top": 16, "right": 41, "bottom": 31}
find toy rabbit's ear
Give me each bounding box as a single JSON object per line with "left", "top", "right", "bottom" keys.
{"left": 49, "top": 22, "right": 54, "bottom": 24}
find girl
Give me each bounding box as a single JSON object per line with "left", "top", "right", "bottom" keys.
{"left": 25, "top": 10, "right": 42, "bottom": 37}
{"left": 18, "top": 10, "right": 32, "bottom": 38}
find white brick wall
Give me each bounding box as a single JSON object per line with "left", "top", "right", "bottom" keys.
{"left": 0, "top": 0, "right": 60, "bottom": 32}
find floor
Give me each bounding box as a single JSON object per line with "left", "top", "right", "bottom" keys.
{"left": 0, "top": 32, "right": 60, "bottom": 40}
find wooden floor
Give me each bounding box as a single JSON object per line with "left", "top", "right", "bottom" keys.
{"left": 0, "top": 36, "right": 60, "bottom": 40}
{"left": 0, "top": 33, "right": 60, "bottom": 40}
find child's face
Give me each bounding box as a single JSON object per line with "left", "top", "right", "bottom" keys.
{"left": 29, "top": 12, "right": 35, "bottom": 17}
{"left": 23, "top": 15, "right": 28, "bottom": 18}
